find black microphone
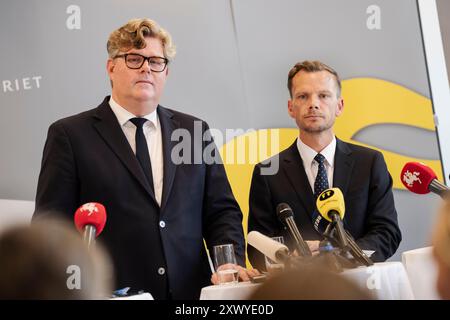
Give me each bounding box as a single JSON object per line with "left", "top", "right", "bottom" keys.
{"left": 276, "top": 203, "right": 312, "bottom": 257}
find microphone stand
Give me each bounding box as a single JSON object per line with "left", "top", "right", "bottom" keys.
{"left": 343, "top": 230, "right": 374, "bottom": 266}
{"left": 322, "top": 222, "right": 373, "bottom": 267}
{"left": 321, "top": 223, "right": 357, "bottom": 269}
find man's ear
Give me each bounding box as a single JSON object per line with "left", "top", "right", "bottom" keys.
{"left": 287, "top": 100, "right": 295, "bottom": 118}
{"left": 336, "top": 98, "right": 344, "bottom": 117}
{"left": 106, "top": 59, "right": 115, "bottom": 75}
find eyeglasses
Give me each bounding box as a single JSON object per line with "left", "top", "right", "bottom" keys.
{"left": 114, "top": 53, "right": 169, "bottom": 72}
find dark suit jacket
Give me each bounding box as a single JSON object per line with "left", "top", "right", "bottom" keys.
{"left": 248, "top": 138, "right": 401, "bottom": 268}
{"left": 34, "top": 96, "right": 245, "bottom": 300}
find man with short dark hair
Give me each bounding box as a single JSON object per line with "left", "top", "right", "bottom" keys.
{"left": 248, "top": 60, "right": 402, "bottom": 269}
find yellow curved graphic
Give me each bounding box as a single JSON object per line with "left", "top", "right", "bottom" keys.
{"left": 218, "top": 78, "right": 442, "bottom": 268}
{"left": 336, "top": 78, "right": 442, "bottom": 189}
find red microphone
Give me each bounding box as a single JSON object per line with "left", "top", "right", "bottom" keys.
{"left": 400, "top": 162, "right": 448, "bottom": 198}
{"left": 74, "top": 202, "right": 107, "bottom": 248}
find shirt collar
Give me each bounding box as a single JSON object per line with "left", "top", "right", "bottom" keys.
{"left": 109, "top": 96, "right": 158, "bottom": 128}
{"left": 297, "top": 136, "right": 336, "bottom": 168}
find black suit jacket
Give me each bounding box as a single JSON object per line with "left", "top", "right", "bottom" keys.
{"left": 34, "top": 96, "right": 245, "bottom": 300}
{"left": 248, "top": 138, "right": 401, "bottom": 268}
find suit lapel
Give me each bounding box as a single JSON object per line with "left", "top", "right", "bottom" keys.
{"left": 92, "top": 97, "right": 157, "bottom": 203}
{"left": 333, "top": 138, "right": 354, "bottom": 198}
{"left": 158, "top": 106, "right": 179, "bottom": 212}
{"left": 282, "top": 141, "right": 316, "bottom": 218}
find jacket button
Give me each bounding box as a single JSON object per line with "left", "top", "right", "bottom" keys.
{"left": 158, "top": 267, "right": 166, "bottom": 275}
{"left": 159, "top": 221, "right": 166, "bottom": 228}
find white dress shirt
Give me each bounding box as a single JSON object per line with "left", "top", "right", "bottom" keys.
{"left": 296, "top": 136, "right": 336, "bottom": 193}
{"left": 109, "top": 97, "right": 164, "bottom": 206}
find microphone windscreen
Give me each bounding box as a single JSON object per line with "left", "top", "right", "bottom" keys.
{"left": 316, "top": 188, "right": 345, "bottom": 221}
{"left": 247, "top": 231, "right": 289, "bottom": 263}
{"left": 276, "top": 203, "right": 294, "bottom": 221}
{"left": 74, "top": 202, "right": 107, "bottom": 236}
{"left": 400, "top": 162, "right": 437, "bottom": 194}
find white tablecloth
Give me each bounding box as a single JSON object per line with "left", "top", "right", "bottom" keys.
{"left": 200, "top": 261, "right": 414, "bottom": 300}
{"left": 402, "top": 247, "right": 439, "bottom": 299}
{"left": 200, "top": 282, "right": 260, "bottom": 300}
{"left": 110, "top": 292, "right": 154, "bottom": 300}
{"left": 341, "top": 262, "right": 414, "bottom": 300}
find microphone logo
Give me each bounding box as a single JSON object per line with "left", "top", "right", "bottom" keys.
{"left": 80, "top": 203, "right": 99, "bottom": 216}
{"left": 402, "top": 170, "right": 422, "bottom": 188}
{"left": 318, "top": 189, "right": 335, "bottom": 201}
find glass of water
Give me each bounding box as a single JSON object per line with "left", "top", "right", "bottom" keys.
{"left": 213, "top": 244, "right": 239, "bottom": 285}
{"left": 265, "top": 236, "right": 285, "bottom": 275}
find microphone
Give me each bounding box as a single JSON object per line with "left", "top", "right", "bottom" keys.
{"left": 276, "top": 203, "right": 312, "bottom": 257}
{"left": 400, "top": 162, "right": 448, "bottom": 198}
{"left": 316, "top": 188, "right": 373, "bottom": 266}
{"left": 74, "top": 202, "right": 107, "bottom": 249}
{"left": 316, "top": 188, "right": 348, "bottom": 250}
{"left": 247, "top": 231, "right": 290, "bottom": 264}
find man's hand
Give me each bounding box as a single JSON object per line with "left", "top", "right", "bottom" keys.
{"left": 306, "top": 240, "right": 320, "bottom": 256}
{"left": 291, "top": 240, "right": 320, "bottom": 256}
{"left": 211, "top": 264, "right": 261, "bottom": 285}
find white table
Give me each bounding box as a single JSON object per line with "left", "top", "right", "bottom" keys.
{"left": 200, "top": 262, "right": 414, "bottom": 300}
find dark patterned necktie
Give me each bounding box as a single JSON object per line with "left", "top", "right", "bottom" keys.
{"left": 312, "top": 153, "right": 329, "bottom": 232}
{"left": 130, "top": 117, "right": 154, "bottom": 193}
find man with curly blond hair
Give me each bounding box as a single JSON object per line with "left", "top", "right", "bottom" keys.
{"left": 34, "top": 18, "right": 255, "bottom": 300}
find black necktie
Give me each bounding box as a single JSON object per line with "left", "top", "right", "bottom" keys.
{"left": 312, "top": 153, "right": 329, "bottom": 232}
{"left": 130, "top": 117, "right": 154, "bottom": 192}
{"left": 314, "top": 153, "right": 329, "bottom": 198}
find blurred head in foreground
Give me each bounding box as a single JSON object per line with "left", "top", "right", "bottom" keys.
{"left": 432, "top": 196, "right": 450, "bottom": 300}
{"left": 0, "top": 218, "right": 113, "bottom": 299}
{"left": 249, "top": 265, "right": 373, "bottom": 300}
